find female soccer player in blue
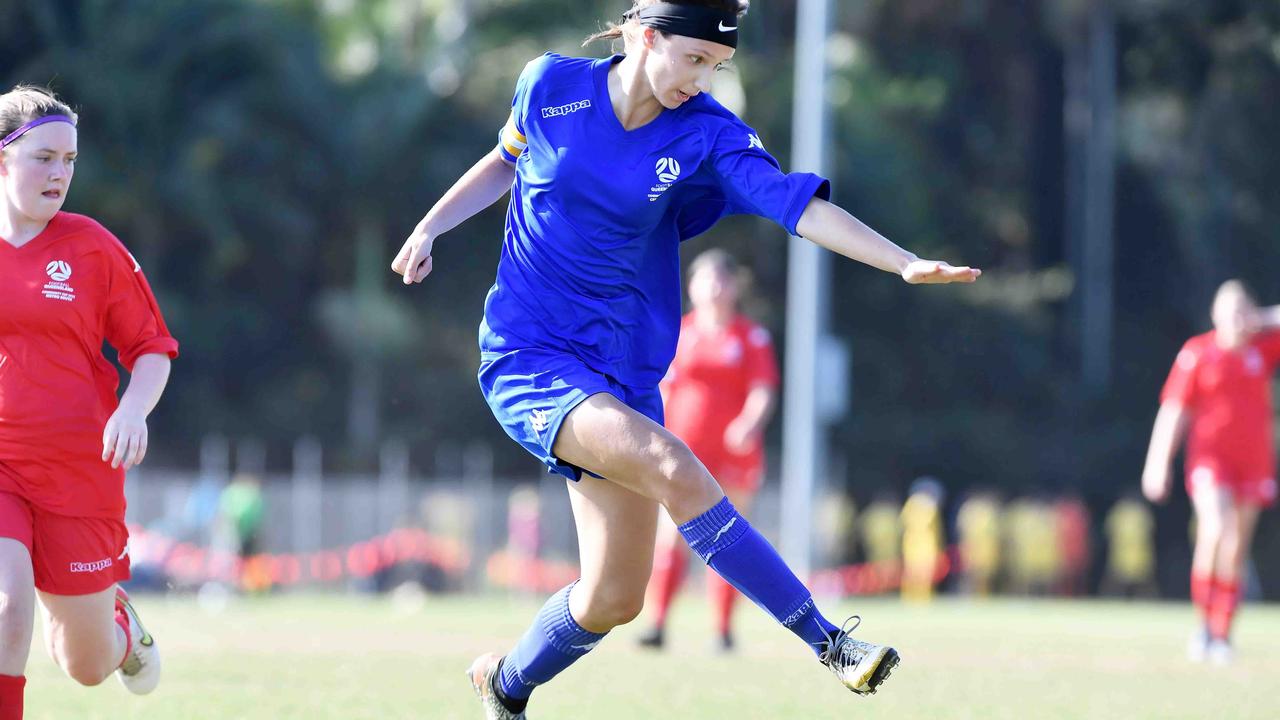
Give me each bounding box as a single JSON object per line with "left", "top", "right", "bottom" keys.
{"left": 393, "top": 1, "right": 979, "bottom": 717}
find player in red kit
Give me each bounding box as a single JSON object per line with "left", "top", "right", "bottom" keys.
{"left": 638, "top": 249, "right": 779, "bottom": 652}
{"left": 1143, "top": 280, "right": 1280, "bottom": 665}
{"left": 0, "top": 86, "right": 177, "bottom": 718}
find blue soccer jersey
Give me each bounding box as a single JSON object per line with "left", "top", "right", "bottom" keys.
{"left": 481, "top": 52, "right": 830, "bottom": 389}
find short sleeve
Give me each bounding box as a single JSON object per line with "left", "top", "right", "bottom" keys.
{"left": 1159, "top": 340, "right": 1200, "bottom": 408}
{"left": 707, "top": 122, "right": 831, "bottom": 236}
{"left": 742, "top": 322, "right": 779, "bottom": 390}
{"left": 103, "top": 239, "right": 179, "bottom": 371}
{"left": 496, "top": 55, "right": 551, "bottom": 163}
{"left": 1253, "top": 330, "right": 1280, "bottom": 369}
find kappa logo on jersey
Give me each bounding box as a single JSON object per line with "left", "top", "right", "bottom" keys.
{"left": 748, "top": 134, "right": 765, "bottom": 151}
{"left": 127, "top": 251, "right": 141, "bottom": 272}
{"left": 542, "top": 99, "right": 592, "bottom": 119}
{"left": 42, "top": 260, "right": 76, "bottom": 302}
{"left": 530, "top": 408, "right": 551, "bottom": 433}
{"left": 648, "top": 157, "right": 683, "bottom": 201}
{"left": 46, "top": 260, "right": 72, "bottom": 282}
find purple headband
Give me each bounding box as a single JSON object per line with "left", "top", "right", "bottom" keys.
{"left": 0, "top": 115, "right": 75, "bottom": 151}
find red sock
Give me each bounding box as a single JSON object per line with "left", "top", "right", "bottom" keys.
{"left": 1190, "top": 572, "right": 1214, "bottom": 619}
{"left": 114, "top": 602, "right": 132, "bottom": 668}
{"left": 1207, "top": 577, "right": 1240, "bottom": 641}
{"left": 646, "top": 541, "right": 688, "bottom": 628}
{"left": 0, "top": 674, "right": 25, "bottom": 720}
{"left": 708, "top": 571, "right": 738, "bottom": 637}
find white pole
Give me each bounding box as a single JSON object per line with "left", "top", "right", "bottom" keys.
{"left": 781, "top": 0, "right": 831, "bottom": 578}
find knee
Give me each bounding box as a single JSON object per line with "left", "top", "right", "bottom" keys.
{"left": 59, "top": 655, "right": 111, "bottom": 687}
{"left": 644, "top": 441, "right": 717, "bottom": 518}
{"left": 578, "top": 585, "right": 646, "bottom": 630}
{"left": 1217, "top": 535, "right": 1243, "bottom": 566}
{"left": 1196, "top": 520, "right": 1224, "bottom": 546}
{"left": 0, "top": 593, "right": 33, "bottom": 654}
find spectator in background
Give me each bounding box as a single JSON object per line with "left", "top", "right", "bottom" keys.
{"left": 1004, "top": 496, "right": 1059, "bottom": 596}
{"left": 956, "top": 491, "right": 1001, "bottom": 596}
{"left": 506, "top": 484, "right": 542, "bottom": 595}
{"left": 860, "top": 492, "right": 902, "bottom": 590}
{"left": 637, "top": 249, "right": 779, "bottom": 653}
{"left": 1054, "top": 492, "right": 1091, "bottom": 597}
{"left": 1101, "top": 494, "right": 1156, "bottom": 600}
{"left": 900, "top": 477, "right": 944, "bottom": 603}
{"left": 218, "top": 473, "right": 264, "bottom": 561}
{"left": 1142, "top": 280, "right": 1280, "bottom": 664}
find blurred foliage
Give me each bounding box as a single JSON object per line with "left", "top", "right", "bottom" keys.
{"left": 3, "top": 0, "right": 1280, "bottom": 511}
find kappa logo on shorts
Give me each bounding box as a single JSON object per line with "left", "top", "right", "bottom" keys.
{"left": 69, "top": 557, "right": 113, "bottom": 574}
{"left": 530, "top": 408, "right": 551, "bottom": 434}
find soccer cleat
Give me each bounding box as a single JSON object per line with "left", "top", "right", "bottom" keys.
{"left": 636, "top": 627, "right": 665, "bottom": 650}
{"left": 466, "top": 653, "right": 528, "bottom": 720}
{"left": 1187, "top": 627, "right": 1209, "bottom": 663}
{"left": 1207, "top": 638, "right": 1234, "bottom": 666}
{"left": 114, "top": 587, "right": 161, "bottom": 695}
{"left": 818, "top": 616, "right": 900, "bottom": 696}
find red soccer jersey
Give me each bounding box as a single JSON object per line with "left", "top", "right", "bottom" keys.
{"left": 0, "top": 212, "right": 179, "bottom": 518}
{"left": 1160, "top": 329, "right": 1280, "bottom": 471}
{"left": 662, "top": 312, "right": 779, "bottom": 473}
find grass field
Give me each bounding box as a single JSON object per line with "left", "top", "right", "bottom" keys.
{"left": 19, "top": 591, "right": 1280, "bottom": 719}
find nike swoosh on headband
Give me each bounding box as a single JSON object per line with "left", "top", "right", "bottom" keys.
{"left": 719, "top": 21, "right": 737, "bottom": 32}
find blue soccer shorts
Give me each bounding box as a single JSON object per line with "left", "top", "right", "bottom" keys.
{"left": 478, "top": 347, "right": 664, "bottom": 481}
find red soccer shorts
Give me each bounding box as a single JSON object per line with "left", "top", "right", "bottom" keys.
{"left": 0, "top": 492, "right": 131, "bottom": 595}
{"left": 1186, "top": 454, "right": 1278, "bottom": 508}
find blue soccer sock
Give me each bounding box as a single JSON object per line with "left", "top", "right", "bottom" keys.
{"left": 498, "top": 582, "right": 608, "bottom": 702}
{"left": 678, "top": 496, "right": 838, "bottom": 655}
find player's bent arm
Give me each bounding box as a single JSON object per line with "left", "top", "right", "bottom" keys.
{"left": 393, "top": 148, "right": 517, "bottom": 283}
{"left": 118, "top": 354, "right": 173, "bottom": 417}
{"left": 794, "top": 197, "right": 980, "bottom": 285}
{"left": 103, "top": 353, "right": 172, "bottom": 470}
{"left": 416, "top": 148, "right": 517, "bottom": 240}
{"left": 735, "top": 384, "right": 776, "bottom": 437}
{"left": 1141, "top": 401, "right": 1190, "bottom": 502}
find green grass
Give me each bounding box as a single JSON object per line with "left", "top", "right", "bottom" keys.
{"left": 20, "top": 592, "right": 1280, "bottom": 719}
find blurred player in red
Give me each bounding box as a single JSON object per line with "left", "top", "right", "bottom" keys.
{"left": 637, "top": 248, "right": 778, "bottom": 652}
{"left": 0, "top": 86, "right": 177, "bottom": 718}
{"left": 1142, "top": 280, "right": 1280, "bottom": 664}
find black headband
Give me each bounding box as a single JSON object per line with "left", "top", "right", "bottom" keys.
{"left": 631, "top": 2, "right": 740, "bottom": 49}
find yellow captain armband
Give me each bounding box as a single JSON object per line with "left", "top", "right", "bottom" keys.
{"left": 498, "top": 114, "right": 527, "bottom": 163}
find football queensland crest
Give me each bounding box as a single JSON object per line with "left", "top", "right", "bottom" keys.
{"left": 655, "top": 157, "right": 682, "bottom": 184}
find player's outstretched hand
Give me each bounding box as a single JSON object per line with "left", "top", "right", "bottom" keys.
{"left": 902, "top": 259, "right": 981, "bottom": 285}
{"left": 392, "top": 227, "right": 434, "bottom": 285}
{"left": 102, "top": 407, "right": 149, "bottom": 471}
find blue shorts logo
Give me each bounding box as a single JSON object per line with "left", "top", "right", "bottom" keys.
{"left": 530, "top": 408, "right": 551, "bottom": 434}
